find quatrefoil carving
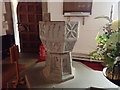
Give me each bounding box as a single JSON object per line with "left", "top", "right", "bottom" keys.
{"left": 65, "top": 22, "right": 78, "bottom": 39}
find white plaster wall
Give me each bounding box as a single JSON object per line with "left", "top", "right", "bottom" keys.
{"left": 0, "top": 2, "right": 7, "bottom": 36}
{"left": 0, "top": 2, "right": 3, "bottom": 36}
{"left": 118, "top": 1, "right": 120, "bottom": 20}
{"left": 11, "top": 0, "right": 20, "bottom": 51}
{"left": 48, "top": 1, "right": 118, "bottom": 54}
{"left": 0, "top": 1, "right": 2, "bottom": 87}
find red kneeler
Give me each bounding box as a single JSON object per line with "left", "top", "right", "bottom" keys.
{"left": 36, "top": 45, "right": 46, "bottom": 63}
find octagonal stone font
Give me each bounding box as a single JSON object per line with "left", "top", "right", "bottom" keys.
{"left": 39, "top": 21, "right": 79, "bottom": 82}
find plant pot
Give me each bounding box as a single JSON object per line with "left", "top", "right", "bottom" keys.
{"left": 103, "top": 67, "right": 120, "bottom": 86}
{"left": 101, "top": 62, "right": 108, "bottom": 67}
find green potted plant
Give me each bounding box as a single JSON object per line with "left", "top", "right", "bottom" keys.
{"left": 89, "top": 17, "right": 120, "bottom": 85}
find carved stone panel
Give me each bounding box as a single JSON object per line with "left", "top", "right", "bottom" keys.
{"left": 39, "top": 21, "right": 79, "bottom": 82}
{"left": 39, "top": 21, "right": 79, "bottom": 53}
{"left": 65, "top": 21, "right": 79, "bottom": 39}
{"left": 39, "top": 21, "right": 65, "bottom": 53}
{"left": 43, "top": 52, "right": 73, "bottom": 82}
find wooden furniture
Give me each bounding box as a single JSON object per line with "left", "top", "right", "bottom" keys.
{"left": 9, "top": 45, "right": 20, "bottom": 81}
{"left": 7, "top": 45, "right": 25, "bottom": 88}
{"left": 2, "top": 63, "right": 26, "bottom": 88}
{"left": 17, "top": 2, "right": 42, "bottom": 53}
{"left": 2, "top": 64, "right": 16, "bottom": 88}
{"left": 9, "top": 45, "right": 19, "bottom": 64}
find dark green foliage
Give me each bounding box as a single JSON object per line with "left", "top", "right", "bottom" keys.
{"left": 90, "top": 21, "right": 120, "bottom": 68}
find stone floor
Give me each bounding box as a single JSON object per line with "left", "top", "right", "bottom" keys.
{"left": 2, "top": 53, "right": 120, "bottom": 89}
{"left": 25, "top": 61, "right": 119, "bottom": 89}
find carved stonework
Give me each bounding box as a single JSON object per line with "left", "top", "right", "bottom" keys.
{"left": 39, "top": 21, "right": 79, "bottom": 82}
{"left": 65, "top": 21, "right": 78, "bottom": 39}
{"left": 43, "top": 52, "right": 73, "bottom": 82}
{"left": 39, "top": 21, "right": 79, "bottom": 53}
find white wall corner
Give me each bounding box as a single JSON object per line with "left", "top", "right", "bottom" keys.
{"left": 11, "top": 1, "right": 20, "bottom": 52}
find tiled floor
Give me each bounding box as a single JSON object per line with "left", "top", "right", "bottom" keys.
{"left": 2, "top": 53, "right": 120, "bottom": 89}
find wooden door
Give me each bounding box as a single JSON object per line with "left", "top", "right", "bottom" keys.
{"left": 17, "top": 2, "right": 42, "bottom": 53}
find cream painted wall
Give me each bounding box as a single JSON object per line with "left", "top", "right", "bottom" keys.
{"left": 1, "top": 2, "right": 7, "bottom": 36}
{"left": 0, "top": 2, "right": 3, "bottom": 36}
{"left": 48, "top": 1, "right": 118, "bottom": 54}
{"left": 11, "top": 0, "right": 20, "bottom": 51}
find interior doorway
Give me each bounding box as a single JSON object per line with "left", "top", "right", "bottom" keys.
{"left": 17, "top": 2, "right": 42, "bottom": 53}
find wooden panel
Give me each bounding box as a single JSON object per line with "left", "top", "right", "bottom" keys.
{"left": 36, "top": 15, "right": 42, "bottom": 22}
{"left": 9, "top": 45, "right": 19, "bottom": 64}
{"left": 28, "top": 5, "right": 35, "bottom": 12}
{"left": 36, "top": 4, "right": 42, "bottom": 13}
{"left": 17, "top": 2, "right": 42, "bottom": 53}
{"left": 20, "top": 15, "right": 27, "bottom": 23}
{"left": 63, "top": 2, "right": 92, "bottom": 14}
{"left": 28, "top": 14, "right": 36, "bottom": 23}
{"left": 19, "top": 33, "right": 28, "bottom": 41}
{"left": 28, "top": 24, "right": 36, "bottom": 32}
{"left": 19, "top": 5, "right": 27, "bottom": 12}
